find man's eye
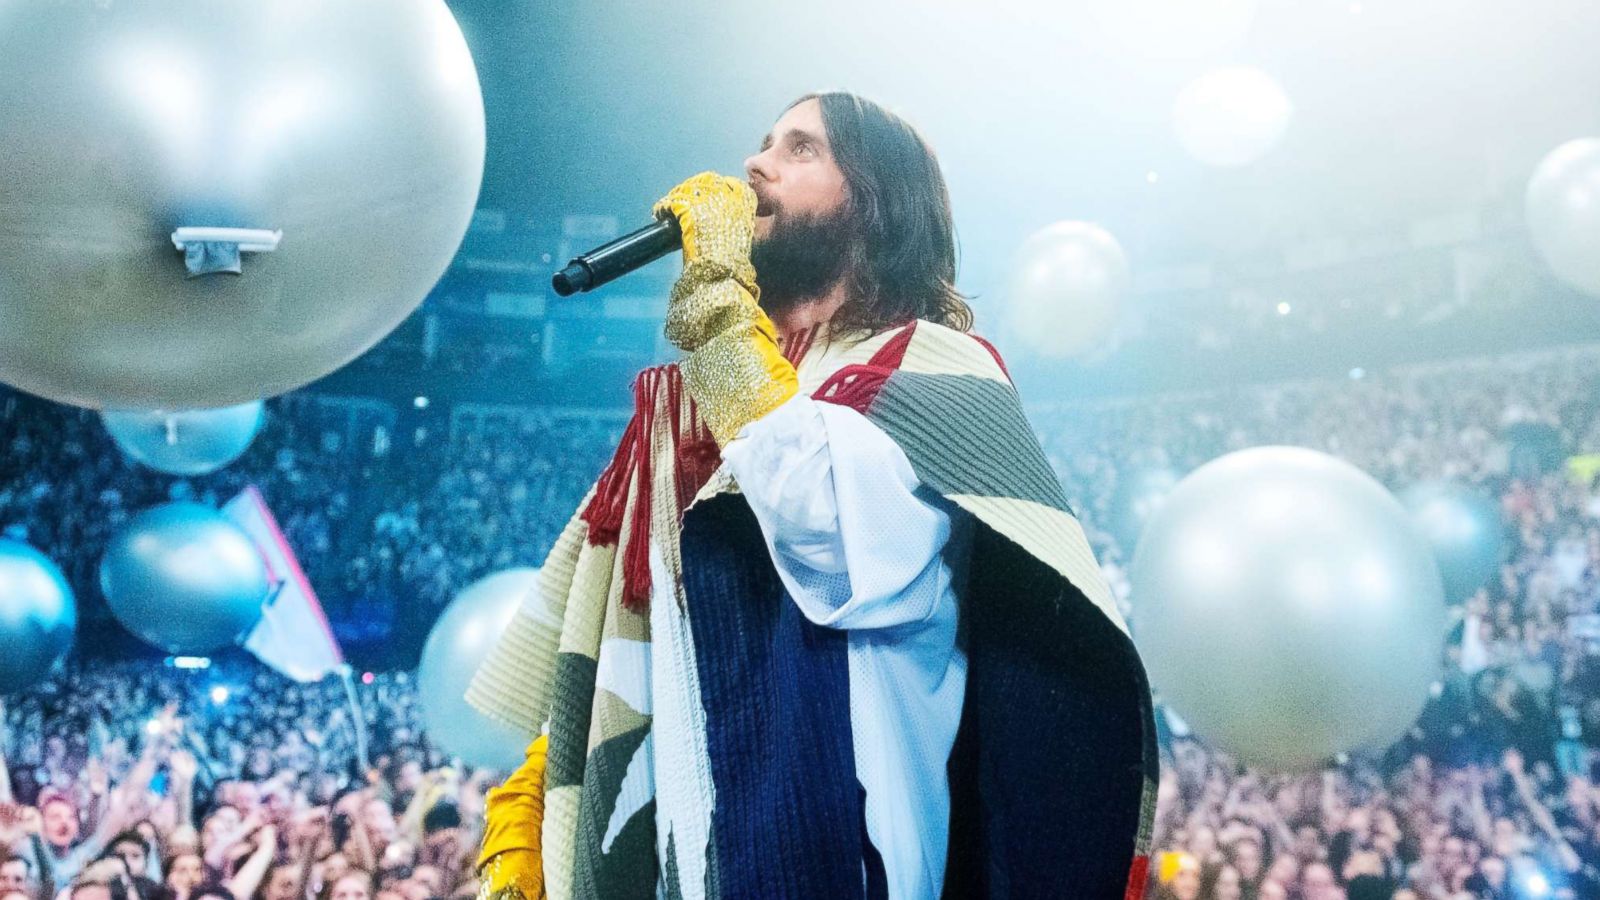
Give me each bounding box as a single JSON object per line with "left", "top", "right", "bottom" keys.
{"left": 793, "top": 141, "right": 814, "bottom": 156}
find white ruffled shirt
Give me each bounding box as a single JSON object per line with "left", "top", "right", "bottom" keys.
{"left": 721, "top": 394, "right": 969, "bottom": 900}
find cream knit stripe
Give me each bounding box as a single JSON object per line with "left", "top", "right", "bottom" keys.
{"left": 898, "top": 321, "right": 1010, "bottom": 384}
{"left": 465, "top": 501, "right": 587, "bottom": 734}
{"left": 946, "top": 493, "right": 1127, "bottom": 636}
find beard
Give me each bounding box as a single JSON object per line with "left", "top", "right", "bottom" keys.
{"left": 750, "top": 203, "right": 857, "bottom": 316}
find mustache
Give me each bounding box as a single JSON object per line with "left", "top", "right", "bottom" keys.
{"left": 750, "top": 184, "right": 776, "bottom": 216}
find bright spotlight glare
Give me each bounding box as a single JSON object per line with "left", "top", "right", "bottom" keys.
{"left": 210, "top": 686, "right": 230, "bottom": 705}
{"left": 1174, "top": 66, "right": 1294, "bottom": 167}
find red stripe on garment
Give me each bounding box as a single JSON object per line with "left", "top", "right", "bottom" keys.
{"left": 1124, "top": 855, "right": 1151, "bottom": 900}
{"left": 781, "top": 324, "right": 820, "bottom": 366}
{"left": 811, "top": 321, "right": 918, "bottom": 414}
{"left": 968, "top": 333, "right": 1012, "bottom": 381}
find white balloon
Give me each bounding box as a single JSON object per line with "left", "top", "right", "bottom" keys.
{"left": 102, "top": 402, "right": 265, "bottom": 476}
{"left": 1130, "top": 447, "right": 1447, "bottom": 771}
{"left": 0, "top": 539, "right": 77, "bottom": 694}
{"left": 1526, "top": 138, "right": 1600, "bottom": 297}
{"left": 1007, "top": 221, "right": 1130, "bottom": 359}
{"left": 100, "top": 503, "right": 271, "bottom": 655}
{"left": 0, "top": 0, "right": 485, "bottom": 409}
{"left": 1173, "top": 66, "right": 1293, "bottom": 167}
{"left": 418, "top": 568, "right": 542, "bottom": 772}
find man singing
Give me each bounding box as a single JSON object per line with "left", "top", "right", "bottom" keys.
{"left": 466, "top": 92, "right": 1157, "bottom": 900}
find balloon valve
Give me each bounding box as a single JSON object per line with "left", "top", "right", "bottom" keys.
{"left": 171, "top": 227, "right": 283, "bottom": 278}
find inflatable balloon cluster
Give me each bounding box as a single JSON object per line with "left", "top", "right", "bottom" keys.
{"left": 1131, "top": 447, "right": 1448, "bottom": 771}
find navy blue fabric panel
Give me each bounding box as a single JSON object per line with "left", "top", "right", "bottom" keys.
{"left": 680, "top": 494, "right": 866, "bottom": 900}
{"left": 942, "top": 525, "right": 1152, "bottom": 900}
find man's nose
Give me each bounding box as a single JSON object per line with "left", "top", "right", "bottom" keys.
{"left": 744, "top": 150, "right": 773, "bottom": 184}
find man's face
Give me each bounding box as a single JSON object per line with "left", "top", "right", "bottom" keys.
{"left": 409, "top": 866, "right": 441, "bottom": 896}
{"left": 330, "top": 875, "right": 369, "bottom": 900}
{"left": 742, "top": 98, "right": 858, "bottom": 312}
{"left": 744, "top": 98, "right": 848, "bottom": 243}
{"left": 167, "top": 854, "right": 203, "bottom": 892}
{"left": 265, "top": 866, "right": 301, "bottom": 900}
{"left": 42, "top": 799, "right": 79, "bottom": 848}
{"left": 0, "top": 859, "right": 30, "bottom": 892}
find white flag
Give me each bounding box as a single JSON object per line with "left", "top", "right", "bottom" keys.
{"left": 223, "top": 485, "right": 344, "bottom": 682}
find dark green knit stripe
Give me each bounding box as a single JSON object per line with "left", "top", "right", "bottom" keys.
{"left": 573, "top": 723, "right": 658, "bottom": 900}
{"left": 868, "top": 372, "right": 1075, "bottom": 516}
{"left": 545, "top": 651, "right": 599, "bottom": 789}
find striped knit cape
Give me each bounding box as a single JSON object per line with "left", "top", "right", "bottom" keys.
{"left": 467, "top": 320, "right": 1158, "bottom": 900}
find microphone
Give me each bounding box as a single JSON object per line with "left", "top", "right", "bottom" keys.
{"left": 552, "top": 217, "right": 681, "bottom": 296}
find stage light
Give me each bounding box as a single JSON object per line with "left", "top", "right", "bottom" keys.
{"left": 1277, "top": 302, "right": 1292, "bottom": 315}
{"left": 1174, "top": 66, "right": 1293, "bottom": 167}
{"left": 414, "top": 396, "right": 430, "bottom": 410}
{"left": 173, "top": 656, "right": 212, "bottom": 670}
{"left": 1350, "top": 367, "right": 1366, "bottom": 380}
{"left": 362, "top": 671, "right": 375, "bottom": 684}
{"left": 210, "top": 686, "right": 230, "bottom": 705}
{"left": 1523, "top": 872, "right": 1550, "bottom": 896}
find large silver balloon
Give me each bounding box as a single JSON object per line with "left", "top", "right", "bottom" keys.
{"left": 1006, "top": 221, "right": 1130, "bottom": 359}
{"left": 102, "top": 401, "right": 265, "bottom": 476}
{"left": 1399, "top": 482, "right": 1506, "bottom": 604}
{"left": 0, "top": 0, "right": 485, "bottom": 409}
{"left": 100, "top": 503, "right": 270, "bottom": 654}
{"left": 418, "top": 569, "right": 541, "bottom": 771}
{"left": 1130, "top": 447, "right": 1447, "bottom": 771}
{"left": 0, "top": 539, "right": 77, "bottom": 693}
{"left": 1526, "top": 138, "right": 1600, "bottom": 297}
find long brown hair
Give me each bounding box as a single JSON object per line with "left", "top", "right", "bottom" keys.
{"left": 789, "top": 92, "right": 973, "bottom": 334}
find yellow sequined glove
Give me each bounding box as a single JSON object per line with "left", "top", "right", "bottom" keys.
{"left": 475, "top": 735, "right": 547, "bottom": 900}
{"left": 653, "top": 172, "right": 798, "bottom": 444}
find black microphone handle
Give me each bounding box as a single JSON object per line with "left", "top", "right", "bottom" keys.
{"left": 552, "top": 217, "right": 682, "bottom": 296}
